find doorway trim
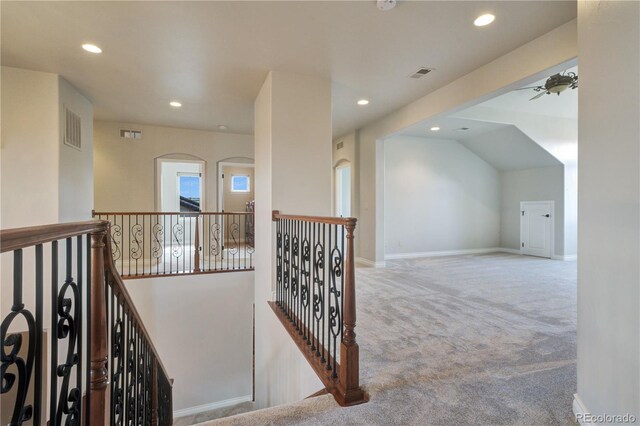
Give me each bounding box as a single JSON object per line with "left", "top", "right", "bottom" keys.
{"left": 217, "top": 161, "right": 255, "bottom": 212}
{"left": 334, "top": 159, "right": 351, "bottom": 217}
{"left": 520, "top": 200, "right": 554, "bottom": 258}
{"left": 155, "top": 157, "right": 206, "bottom": 211}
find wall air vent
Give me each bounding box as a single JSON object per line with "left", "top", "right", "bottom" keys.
{"left": 458, "top": 127, "right": 470, "bottom": 131}
{"left": 409, "top": 67, "right": 434, "bottom": 79}
{"left": 120, "top": 129, "right": 142, "bottom": 140}
{"left": 64, "top": 106, "right": 82, "bottom": 150}
{"left": 337, "top": 141, "right": 344, "bottom": 150}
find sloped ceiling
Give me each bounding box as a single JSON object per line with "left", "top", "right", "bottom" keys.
{"left": 458, "top": 124, "right": 561, "bottom": 171}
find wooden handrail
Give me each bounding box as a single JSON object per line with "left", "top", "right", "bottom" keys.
{"left": 0, "top": 220, "right": 109, "bottom": 252}
{"left": 271, "top": 210, "right": 357, "bottom": 226}
{"left": 103, "top": 229, "right": 172, "bottom": 383}
{"left": 93, "top": 210, "right": 252, "bottom": 216}
{"left": 270, "top": 210, "right": 367, "bottom": 407}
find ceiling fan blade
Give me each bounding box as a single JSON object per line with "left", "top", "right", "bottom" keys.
{"left": 515, "top": 86, "right": 543, "bottom": 91}
{"left": 529, "top": 91, "right": 547, "bottom": 101}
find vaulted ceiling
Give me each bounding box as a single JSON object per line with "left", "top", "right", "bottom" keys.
{"left": 1, "top": 1, "right": 576, "bottom": 136}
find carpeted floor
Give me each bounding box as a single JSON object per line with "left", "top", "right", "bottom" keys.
{"left": 196, "top": 253, "right": 577, "bottom": 425}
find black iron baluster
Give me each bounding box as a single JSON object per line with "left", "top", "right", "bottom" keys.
{"left": 276, "top": 219, "right": 282, "bottom": 306}
{"left": 291, "top": 220, "right": 299, "bottom": 330}
{"left": 34, "top": 244, "right": 43, "bottom": 425}
{"left": 329, "top": 224, "right": 343, "bottom": 377}
{"left": 76, "top": 236, "right": 83, "bottom": 410}
{"left": 85, "top": 234, "right": 92, "bottom": 425}
{"left": 50, "top": 241, "right": 58, "bottom": 423}
{"left": 327, "top": 227, "right": 332, "bottom": 370}
{"left": 1, "top": 248, "right": 36, "bottom": 425}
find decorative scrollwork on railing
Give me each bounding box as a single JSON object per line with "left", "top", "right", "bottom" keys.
{"left": 1, "top": 306, "right": 36, "bottom": 425}
{"left": 54, "top": 274, "right": 82, "bottom": 425}
{"left": 291, "top": 234, "right": 300, "bottom": 328}
{"left": 210, "top": 223, "right": 222, "bottom": 256}
{"left": 137, "top": 340, "right": 145, "bottom": 425}
{"left": 283, "top": 225, "right": 291, "bottom": 317}
{"left": 130, "top": 223, "right": 144, "bottom": 260}
{"left": 111, "top": 294, "right": 125, "bottom": 426}
{"left": 111, "top": 223, "right": 122, "bottom": 261}
{"left": 227, "top": 222, "right": 240, "bottom": 256}
{"left": 301, "top": 237, "right": 311, "bottom": 342}
{"left": 151, "top": 222, "right": 164, "bottom": 260}
{"left": 328, "top": 245, "right": 343, "bottom": 377}
{"left": 172, "top": 222, "right": 184, "bottom": 259}
{"left": 125, "top": 323, "right": 137, "bottom": 424}
{"left": 276, "top": 225, "right": 283, "bottom": 307}
{"left": 312, "top": 241, "right": 325, "bottom": 359}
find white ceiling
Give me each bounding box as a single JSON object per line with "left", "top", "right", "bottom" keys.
{"left": 1, "top": 1, "right": 576, "bottom": 136}
{"left": 397, "top": 116, "right": 509, "bottom": 139}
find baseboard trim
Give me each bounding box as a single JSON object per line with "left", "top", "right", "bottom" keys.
{"left": 384, "top": 247, "right": 521, "bottom": 260}
{"left": 173, "top": 394, "right": 252, "bottom": 418}
{"left": 355, "top": 257, "right": 386, "bottom": 268}
{"left": 552, "top": 254, "right": 578, "bottom": 261}
{"left": 572, "top": 393, "right": 593, "bottom": 425}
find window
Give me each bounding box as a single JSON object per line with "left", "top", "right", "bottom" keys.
{"left": 178, "top": 174, "right": 201, "bottom": 212}
{"left": 231, "top": 175, "right": 250, "bottom": 193}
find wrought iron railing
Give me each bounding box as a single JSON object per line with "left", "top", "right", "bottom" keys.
{"left": 92, "top": 211, "right": 255, "bottom": 278}
{"left": 0, "top": 220, "right": 173, "bottom": 425}
{"left": 270, "top": 211, "right": 367, "bottom": 406}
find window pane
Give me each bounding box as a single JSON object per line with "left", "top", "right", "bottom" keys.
{"left": 179, "top": 175, "right": 201, "bottom": 212}
{"left": 232, "top": 175, "right": 250, "bottom": 192}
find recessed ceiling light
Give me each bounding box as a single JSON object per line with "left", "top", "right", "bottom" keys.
{"left": 218, "top": 125, "right": 228, "bottom": 131}
{"left": 82, "top": 44, "right": 102, "bottom": 54}
{"left": 430, "top": 126, "right": 441, "bottom": 131}
{"left": 169, "top": 101, "right": 182, "bottom": 107}
{"left": 357, "top": 99, "right": 369, "bottom": 106}
{"left": 474, "top": 14, "right": 495, "bottom": 27}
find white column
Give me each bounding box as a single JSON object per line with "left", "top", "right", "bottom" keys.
{"left": 575, "top": 0, "right": 639, "bottom": 421}
{"left": 253, "top": 71, "right": 331, "bottom": 407}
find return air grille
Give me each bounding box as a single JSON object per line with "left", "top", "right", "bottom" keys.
{"left": 64, "top": 106, "right": 82, "bottom": 150}
{"left": 409, "top": 67, "right": 434, "bottom": 79}
{"left": 337, "top": 141, "right": 344, "bottom": 150}
{"left": 120, "top": 129, "right": 142, "bottom": 139}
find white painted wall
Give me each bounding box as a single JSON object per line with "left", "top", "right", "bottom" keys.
{"left": 500, "top": 166, "right": 566, "bottom": 255}
{"left": 58, "top": 77, "right": 94, "bottom": 222}
{"left": 576, "top": 0, "right": 639, "bottom": 420}
{"left": 94, "top": 121, "right": 253, "bottom": 212}
{"left": 1, "top": 67, "right": 60, "bottom": 228}
{"left": 356, "top": 20, "right": 577, "bottom": 264}
{"left": 254, "top": 71, "right": 329, "bottom": 409}
{"left": 124, "top": 272, "right": 254, "bottom": 413}
{"left": 384, "top": 136, "right": 500, "bottom": 257}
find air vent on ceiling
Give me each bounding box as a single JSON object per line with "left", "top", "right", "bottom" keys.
{"left": 64, "top": 106, "right": 82, "bottom": 150}
{"left": 120, "top": 129, "right": 142, "bottom": 140}
{"left": 337, "top": 141, "right": 344, "bottom": 150}
{"left": 458, "top": 127, "right": 470, "bottom": 131}
{"left": 409, "top": 67, "right": 434, "bottom": 79}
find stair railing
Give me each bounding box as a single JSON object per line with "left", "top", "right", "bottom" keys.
{"left": 270, "top": 211, "right": 367, "bottom": 406}
{"left": 92, "top": 210, "right": 255, "bottom": 278}
{"left": 0, "top": 220, "right": 173, "bottom": 425}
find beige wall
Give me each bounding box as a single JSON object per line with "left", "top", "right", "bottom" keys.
{"left": 576, "top": 0, "right": 639, "bottom": 420}
{"left": 94, "top": 121, "right": 253, "bottom": 212}
{"left": 125, "top": 272, "right": 254, "bottom": 413}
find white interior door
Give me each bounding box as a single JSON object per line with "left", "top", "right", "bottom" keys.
{"left": 521, "top": 201, "right": 553, "bottom": 258}
{"left": 335, "top": 163, "right": 351, "bottom": 217}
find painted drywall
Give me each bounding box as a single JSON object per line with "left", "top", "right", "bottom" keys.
{"left": 356, "top": 20, "right": 577, "bottom": 264}
{"left": 500, "top": 166, "right": 566, "bottom": 255}
{"left": 124, "top": 272, "right": 254, "bottom": 412}
{"left": 1, "top": 66, "right": 60, "bottom": 228}
{"left": 384, "top": 136, "right": 500, "bottom": 256}
{"left": 576, "top": 0, "right": 639, "bottom": 420}
{"left": 93, "top": 121, "right": 253, "bottom": 212}
{"left": 58, "top": 77, "right": 94, "bottom": 222}
{"left": 254, "top": 71, "right": 329, "bottom": 409}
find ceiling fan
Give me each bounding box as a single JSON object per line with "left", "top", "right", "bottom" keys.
{"left": 516, "top": 72, "right": 578, "bottom": 100}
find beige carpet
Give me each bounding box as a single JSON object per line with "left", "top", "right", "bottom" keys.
{"left": 197, "top": 253, "right": 577, "bottom": 425}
